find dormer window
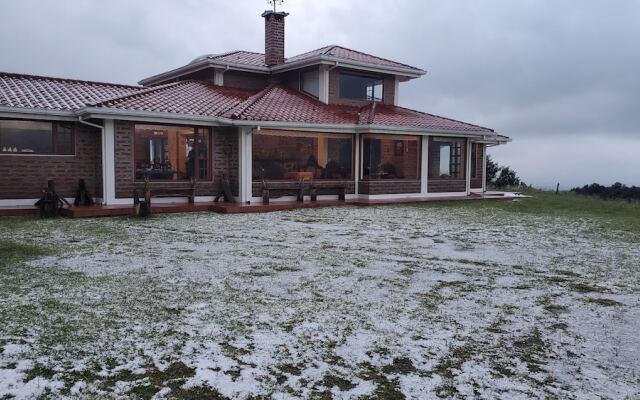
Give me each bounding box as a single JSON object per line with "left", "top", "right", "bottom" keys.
{"left": 301, "top": 69, "right": 319, "bottom": 98}
{"left": 339, "top": 72, "right": 383, "bottom": 102}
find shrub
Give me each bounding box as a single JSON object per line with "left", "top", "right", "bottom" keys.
{"left": 571, "top": 182, "right": 640, "bottom": 201}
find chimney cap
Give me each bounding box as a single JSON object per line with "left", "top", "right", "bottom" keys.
{"left": 261, "top": 10, "right": 289, "bottom": 18}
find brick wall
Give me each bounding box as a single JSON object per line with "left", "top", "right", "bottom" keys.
{"left": 358, "top": 180, "right": 421, "bottom": 195}
{"left": 470, "top": 143, "right": 484, "bottom": 189}
{"left": 252, "top": 180, "right": 355, "bottom": 198}
{"left": 0, "top": 121, "right": 102, "bottom": 200}
{"left": 264, "top": 12, "right": 286, "bottom": 66}
{"left": 114, "top": 121, "right": 239, "bottom": 199}
{"left": 328, "top": 68, "right": 396, "bottom": 106}
{"left": 223, "top": 70, "right": 269, "bottom": 91}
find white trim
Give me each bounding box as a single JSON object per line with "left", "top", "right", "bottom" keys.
{"left": 482, "top": 144, "right": 487, "bottom": 193}
{"left": 465, "top": 139, "right": 472, "bottom": 195}
{"left": 77, "top": 107, "right": 508, "bottom": 141}
{"left": 0, "top": 197, "right": 75, "bottom": 207}
{"left": 318, "top": 65, "right": 329, "bottom": 104}
{"left": 96, "top": 196, "right": 217, "bottom": 206}
{"left": 414, "top": 191, "right": 469, "bottom": 198}
{"left": 0, "top": 106, "right": 76, "bottom": 120}
{"left": 358, "top": 192, "right": 468, "bottom": 200}
{"left": 470, "top": 188, "right": 483, "bottom": 193}
{"left": 0, "top": 153, "right": 76, "bottom": 158}
{"left": 213, "top": 68, "right": 225, "bottom": 86}
{"left": 102, "top": 120, "right": 116, "bottom": 205}
{"left": 238, "top": 127, "right": 252, "bottom": 203}
{"left": 354, "top": 132, "right": 360, "bottom": 195}
{"left": 420, "top": 136, "right": 429, "bottom": 195}
{"left": 250, "top": 194, "right": 358, "bottom": 203}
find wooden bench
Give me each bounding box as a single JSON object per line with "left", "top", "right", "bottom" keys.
{"left": 141, "top": 178, "right": 196, "bottom": 203}
{"left": 260, "top": 179, "right": 346, "bottom": 204}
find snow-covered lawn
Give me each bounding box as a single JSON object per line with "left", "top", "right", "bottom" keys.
{"left": 0, "top": 205, "right": 639, "bottom": 399}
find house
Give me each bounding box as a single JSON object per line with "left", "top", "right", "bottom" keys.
{"left": 0, "top": 10, "right": 509, "bottom": 211}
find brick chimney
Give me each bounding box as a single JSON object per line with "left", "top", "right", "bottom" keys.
{"left": 262, "top": 10, "right": 289, "bottom": 66}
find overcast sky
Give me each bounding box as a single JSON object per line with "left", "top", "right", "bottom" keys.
{"left": 1, "top": 0, "right": 638, "bottom": 188}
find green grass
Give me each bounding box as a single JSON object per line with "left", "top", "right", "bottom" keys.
{"left": 0, "top": 239, "right": 51, "bottom": 269}
{"left": 416, "top": 189, "right": 640, "bottom": 234}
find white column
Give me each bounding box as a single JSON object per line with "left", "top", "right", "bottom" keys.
{"left": 482, "top": 144, "right": 487, "bottom": 192}
{"left": 354, "top": 132, "right": 360, "bottom": 196}
{"left": 465, "top": 140, "right": 472, "bottom": 195}
{"left": 102, "top": 119, "right": 116, "bottom": 205}
{"left": 421, "top": 135, "right": 429, "bottom": 195}
{"left": 238, "top": 127, "right": 252, "bottom": 203}
{"left": 213, "top": 68, "right": 225, "bottom": 86}
{"left": 318, "top": 65, "right": 329, "bottom": 104}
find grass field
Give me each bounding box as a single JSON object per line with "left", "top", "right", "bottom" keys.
{"left": 0, "top": 192, "right": 638, "bottom": 399}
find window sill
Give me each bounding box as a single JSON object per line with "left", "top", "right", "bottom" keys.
{"left": 0, "top": 153, "right": 75, "bottom": 157}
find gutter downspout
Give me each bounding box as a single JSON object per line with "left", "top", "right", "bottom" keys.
{"left": 78, "top": 116, "right": 107, "bottom": 205}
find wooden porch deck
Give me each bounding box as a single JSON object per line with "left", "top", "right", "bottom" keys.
{"left": 0, "top": 193, "right": 511, "bottom": 218}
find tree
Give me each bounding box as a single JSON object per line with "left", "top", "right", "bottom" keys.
{"left": 486, "top": 156, "right": 524, "bottom": 188}
{"left": 494, "top": 166, "right": 521, "bottom": 187}
{"left": 485, "top": 155, "right": 499, "bottom": 186}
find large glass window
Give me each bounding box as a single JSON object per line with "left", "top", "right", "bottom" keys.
{"left": 252, "top": 130, "right": 353, "bottom": 181}
{"left": 339, "top": 72, "right": 383, "bottom": 101}
{"left": 301, "top": 69, "right": 319, "bottom": 98}
{"left": 362, "top": 134, "right": 420, "bottom": 180}
{"left": 0, "top": 120, "right": 74, "bottom": 155}
{"left": 134, "top": 124, "right": 210, "bottom": 181}
{"left": 429, "top": 138, "right": 464, "bottom": 179}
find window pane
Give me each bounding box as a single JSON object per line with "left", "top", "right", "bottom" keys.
{"left": 439, "top": 145, "right": 451, "bottom": 177}
{"left": 301, "top": 69, "right": 319, "bottom": 97}
{"left": 0, "top": 120, "right": 53, "bottom": 154}
{"left": 339, "top": 73, "right": 383, "bottom": 101}
{"left": 362, "top": 135, "right": 420, "bottom": 180}
{"left": 134, "top": 124, "right": 205, "bottom": 181}
{"left": 252, "top": 131, "right": 353, "bottom": 181}
{"left": 54, "top": 123, "right": 74, "bottom": 155}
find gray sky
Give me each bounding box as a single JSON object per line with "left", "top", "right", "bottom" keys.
{"left": 1, "top": 0, "right": 638, "bottom": 188}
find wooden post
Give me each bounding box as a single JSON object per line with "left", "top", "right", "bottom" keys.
{"left": 556, "top": 183, "right": 560, "bottom": 195}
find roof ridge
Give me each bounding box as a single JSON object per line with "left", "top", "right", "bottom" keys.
{"left": 0, "top": 71, "right": 142, "bottom": 90}
{"left": 88, "top": 80, "right": 191, "bottom": 108}
{"left": 228, "top": 83, "right": 278, "bottom": 119}
{"left": 284, "top": 45, "right": 336, "bottom": 62}
{"left": 383, "top": 104, "right": 494, "bottom": 132}
{"left": 325, "top": 45, "right": 421, "bottom": 71}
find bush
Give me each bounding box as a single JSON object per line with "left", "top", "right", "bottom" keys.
{"left": 571, "top": 182, "right": 640, "bottom": 201}
{"left": 486, "top": 156, "right": 525, "bottom": 189}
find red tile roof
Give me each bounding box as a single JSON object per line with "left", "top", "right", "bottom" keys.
{"left": 190, "top": 51, "right": 267, "bottom": 67}
{"left": 87, "top": 80, "right": 492, "bottom": 132}
{"left": 90, "top": 80, "right": 256, "bottom": 117}
{"left": 358, "top": 102, "right": 493, "bottom": 132}
{"left": 0, "top": 72, "right": 142, "bottom": 111}
{"left": 0, "top": 72, "right": 495, "bottom": 134}
{"left": 225, "top": 84, "right": 361, "bottom": 124}
{"left": 190, "top": 45, "right": 423, "bottom": 72}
